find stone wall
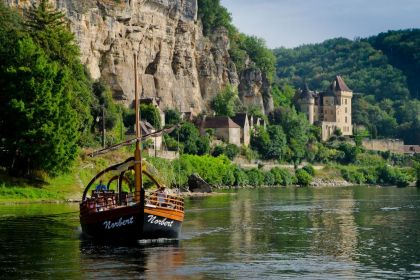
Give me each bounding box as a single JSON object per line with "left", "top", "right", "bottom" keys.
{"left": 361, "top": 139, "right": 405, "bottom": 153}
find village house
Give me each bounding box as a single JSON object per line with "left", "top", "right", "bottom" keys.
{"left": 296, "top": 75, "right": 353, "bottom": 141}
{"left": 197, "top": 116, "right": 242, "bottom": 146}
{"left": 231, "top": 113, "right": 251, "bottom": 147}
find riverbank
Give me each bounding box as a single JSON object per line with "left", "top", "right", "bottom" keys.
{"left": 0, "top": 149, "right": 417, "bottom": 203}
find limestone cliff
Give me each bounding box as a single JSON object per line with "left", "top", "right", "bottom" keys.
{"left": 5, "top": 0, "right": 273, "bottom": 114}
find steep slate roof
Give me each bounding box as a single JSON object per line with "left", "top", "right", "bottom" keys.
{"left": 298, "top": 83, "right": 315, "bottom": 99}
{"left": 329, "top": 75, "right": 351, "bottom": 92}
{"left": 231, "top": 113, "right": 248, "bottom": 128}
{"left": 202, "top": 116, "right": 240, "bottom": 129}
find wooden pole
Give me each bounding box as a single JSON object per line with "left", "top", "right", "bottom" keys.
{"left": 102, "top": 105, "right": 106, "bottom": 148}
{"left": 134, "top": 53, "right": 143, "bottom": 203}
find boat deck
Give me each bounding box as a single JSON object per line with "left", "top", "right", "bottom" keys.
{"left": 80, "top": 190, "right": 184, "bottom": 215}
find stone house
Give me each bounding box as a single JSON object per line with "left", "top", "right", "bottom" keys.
{"left": 296, "top": 76, "right": 353, "bottom": 141}
{"left": 231, "top": 113, "right": 251, "bottom": 147}
{"left": 197, "top": 116, "right": 242, "bottom": 146}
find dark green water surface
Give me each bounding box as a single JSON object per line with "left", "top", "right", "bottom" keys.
{"left": 1, "top": 186, "right": 420, "bottom": 279}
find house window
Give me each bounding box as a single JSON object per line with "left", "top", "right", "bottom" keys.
{"left": 345, "top": 116, "right": 348, "bottom": 123}
{"left": 345, "top": 99, "right": 347, "bottom": 105}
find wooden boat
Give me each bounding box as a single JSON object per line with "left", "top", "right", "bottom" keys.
{"left": 80, "top": 54, "right": 184, "bottom": 241}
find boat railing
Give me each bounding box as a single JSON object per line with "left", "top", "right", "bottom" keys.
{"left": 80, "top": 190, "right": 184, "bottom": 214}
{"left": 146, "top": 192, "right": 184, "bottom": 212}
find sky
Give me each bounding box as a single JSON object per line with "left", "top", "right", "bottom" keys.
{"left": 220, "top": 0, "right": 420, "bottom": 48}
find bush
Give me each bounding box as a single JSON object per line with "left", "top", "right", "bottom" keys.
{"left": 295, "top": 169, "right": 312, "bottom": 186}
{"left": 341, "top": 168, "right": 366, "bottom": 184}
{"left": 376, "top": 165, "right": 413, "bottom": 187}
{"left": 394, "top": 171, "right": 410, "bottom": 188}
{"left": 212, "top": 145, "right": 225, "bottom": 157}
{"left": 164, "top": 109, "right": 181, "bottom": 126}
{"left": 356, "top": 152, "right": 386, "bottom": 166}
{"left": 233, "top": 167, "right": 248, "bottom": 186}
{"left": 246, "top": 169, "right": 264, "bottom": 187}
{"left": 270, "top": 167, "right": 294, "bottom": 186}
{"left": 263, "top": 171, "right": 275, "bottom": 186}
{"left": 302, "top": 164, "right": 315, "bottom": 176}
{"left": 163, "top": 135, "right": 184, "bottom": 152}
{"left": 360, "top": 168, "right": 378, "bottom": 184}
{"left": 224, "top": 144, "right": 240, "bottom": 160}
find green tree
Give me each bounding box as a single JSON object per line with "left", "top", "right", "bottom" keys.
{"left": 265, "top": 125, "right": 287, "bottom": 160}
{"left": 211, "top": 85, "right": 239, "bottom": 117}
{"left": 174, "top": 122, "right": 209, "bottom": 155}
{"left": 240, "top": 35, "right": 276, "bottom": 82}
{"left": 250, "top": 126, "right": 271, "bottom": 158}
{"left": 164, "top": 109, "right": 181, "bottom": 126}
{"left": 24, "top": 0, "right": 94, "bottom": 145}
{"left": 25, "top": 0, "right": 78, "bottom": 64}
{"left": 141, "top": 104, "right": 161, "bottom": 129}
{"left": 197, "top": 0, "right": 234, "bottom": 36}
{"left": 0, "top": 37, "right": 79, "bottom": 176}
{"left": 270, "top": 107, "right": 311, "bottom": 165}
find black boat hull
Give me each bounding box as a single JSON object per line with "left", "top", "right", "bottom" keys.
{"left": 80, "top": 205, "right": 183, "bottom": 240}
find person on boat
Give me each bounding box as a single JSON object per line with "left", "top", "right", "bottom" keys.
{"left": 95, "top": 180, "right": 107, "bottom": 191}
{"left": 157, "top": 186, "right": 167, "bottom": 206}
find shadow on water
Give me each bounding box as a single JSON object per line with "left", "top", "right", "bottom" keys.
{"left": 79, "top": 238, "right": 187, "bottom": 279}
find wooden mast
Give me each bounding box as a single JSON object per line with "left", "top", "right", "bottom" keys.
{"left": 134, "top": 53, "right": 143, "bottom": 202}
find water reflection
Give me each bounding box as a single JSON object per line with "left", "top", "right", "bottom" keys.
{"left": 80, "top": 240, "right": 186, "bottom": 279}
{"left": 1, "top": 187, "right": 420, "bottom": 279}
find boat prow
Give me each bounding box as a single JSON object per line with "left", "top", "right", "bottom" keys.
{"left": 80, "top": 158, "right": 184, "bottom": 241}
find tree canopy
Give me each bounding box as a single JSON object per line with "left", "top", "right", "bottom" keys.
{"left": 0, "top": 2, "right": 95, "bottom": 176}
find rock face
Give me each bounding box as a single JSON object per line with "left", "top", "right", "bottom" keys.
{"left": 188, "top": 173, "right": 212, "bottom": 193}
{"left": 6, "top": 0, "right": 272, "bottom": 114}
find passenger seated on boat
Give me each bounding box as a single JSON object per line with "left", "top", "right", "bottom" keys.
{"left": 157, "top": 186, "right": 167, "bottom": 206}
{"left": 95, "top": 180, "right": 107, "bottom": 191}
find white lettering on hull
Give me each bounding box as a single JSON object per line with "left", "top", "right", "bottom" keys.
{"left": 103, "top": 216, "right": 134, "bottom": 230}
{"left": 147, "top": 215, "right": 174, "bottom": 227}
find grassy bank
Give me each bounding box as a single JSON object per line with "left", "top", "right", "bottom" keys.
{"left": 0, "top": 149, "right": 417, "bottom": 203}
{"left": 0, "top": 149, "right": 133, "bottom": 203}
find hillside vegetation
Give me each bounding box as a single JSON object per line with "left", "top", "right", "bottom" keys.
{"left": 274, "top": 31, "right": 420, "bottom": 144}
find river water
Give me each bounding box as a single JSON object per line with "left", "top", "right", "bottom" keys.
{"left": 0, "top": 186, "right": 419, "bottom": 279}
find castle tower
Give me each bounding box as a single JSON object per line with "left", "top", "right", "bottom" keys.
{"left": 297, "top": 83, "right": 315, "bottom": 124}
{"left": 331, "top": 76, "right": 353, "bottom": 136}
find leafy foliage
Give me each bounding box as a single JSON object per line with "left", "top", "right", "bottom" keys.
{"left": 295, "top": 169, "right": 312, "bottom": 186}
{"left": 24, "top": 0, "right": 95, "bottom": 145}
{"left": 369, "top": 29, "right": 420, "bottom": 100}
{"left": 169, "top": 123, "right": 210, "bottom": 155}
{"left": 197, "top": 0, "right": 234, "bottom": 36}
{"left": 25, "top": 0, "right": 79, "bottom": 64}
{"left": 269, "top": 106, "right": 312, "bottom": 164}
{"left": 211, "top": 85, "right": 239, "bottom": 117}
{"left": 164, "top": 109, "right": 181, "bottom": 126}
{"left": 0, "top": 37, "right": 78, "bottom": 176}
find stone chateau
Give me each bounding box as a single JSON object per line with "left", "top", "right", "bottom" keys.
{"left": 296, "top": 76, "right": 353, "bottom": 141}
